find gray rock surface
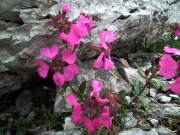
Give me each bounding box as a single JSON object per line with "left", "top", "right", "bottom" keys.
{"left": 15, "top": 89, "right": 33, "bottom": 116}
{"left": 118, "top": 128, "right": 159, "bottom": 135}
{"left": 42, "top": 129, "right": 81, "bottom": 135}
{"left": 0, "top": 0, "right": 179, "bottom": 96}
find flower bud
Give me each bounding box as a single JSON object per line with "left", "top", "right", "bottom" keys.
{"left": 169, "top": 22, "right": 180, "bottom": 31}
{"left": 145, "top": 69, "right": 149, "bottom": 76}
{"left": 88, "top": 42, "right": 105, "bottom": 53}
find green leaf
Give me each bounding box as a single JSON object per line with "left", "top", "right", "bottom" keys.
{"left": 49, "top": 113, "right": 57, "bottom": 123}
{"left": 134, "top": 62, "right": 146, "bottom": 78}
{"left": 78, "top": 81, "right": 86, "bottom": 94}
{"left": 134, "top": 78, "right": 141, "bottom": 97}
{"left": 76, "top": 59, "right": 86, "bottom": 69}
{"left": 62, "top": 82, "right": 70, "bottom": 90}
{"left": 16, "top": 126, "right": 26, "bottom": 135}
{"left": 0, "top": 124, "right": 7, "bottom": 130}
{"left": 138, "top": 96, "right": 151, "bottom": 113}
{"left": 0, "top": 129, "right": 4, "bottom": 135}
{"left": 20, "top": 117, "right": 34, "bottom": 125}
{"left": 118, "top": 90, "right": 127, "bottom": 98}
{"left": 42, "top": 104, "right": 48, "bottom": 120}
{"left": 150, "top": 78, "right": 164, "bottom": 90}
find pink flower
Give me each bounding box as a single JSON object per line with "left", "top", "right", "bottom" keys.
{"left": 48, "top": 3, "right": 71, "bottom": 32}
{"left": 169, "top": 77, "right": 180, "bottom": 94}
{"left": 175, "top": 28, "right": 180, "bottom": 37}
{"left": 163, "top": 46, "right": 180, "bottom": 56}
{"left": 169, "top": 22, "right": 180, "bottom": 37}
{"left": 36, "top": 44, "right": 78, "bottom": 86}
{"left": 66, "top": 80, "right": 112, "bottom": 133}
{"left": 159, "top": 54, "right": 179, "bottom": 78}
{"left": 94, "top": 31, "right": 115, "bottom": 70}
{"left": 58, "top": 14, "right": 93, "bottom": 49}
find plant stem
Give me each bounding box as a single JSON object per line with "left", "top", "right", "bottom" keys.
{"left": 69, "top": 83, "right": 84, "bottom": 100}
{"left": 128, "top": 65, "right": 159, "bottom": 106}
{"left": 77, "top": 43, "right": 90, "bottom": 58}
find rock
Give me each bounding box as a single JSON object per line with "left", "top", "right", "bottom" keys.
{"left": 75, "top": 60, "right": 132, "bottom": 93}
{"left": 169, "top": 94, "right": 179, "bottom": 99}
{"left": 15, "top": 89, "right": 33, "bottom": 116}
{"left": 117, "top": 66, "right": 146, "bottom": 86}
{"left": 157, "top": 94, "right": 172, "bottom": 103}
{"left": 148, "top": 118, "right": 158, "bottom": 127}
{"left": 54, "top": 87, "right": 72, "bottom": 116}
{"left": 0, "top": 0, "right": 179, "bottom": 96}
{"left": 157, "top": 127, "right": 176, "bottom": 135}
{"left": 125, "top": 96, "right": 132, "bottom": 104}
{"left": 149, "top": 88, "right": 156, "bottom": 98}
{"left": 118, "top": 128, "right": 159, "bottom": 135}
{"left": 42, "top": 129, "right": 82, "bottom": 135}
{"left": 122, "top": 113, "right": 137, "bottom": 128}
{"left": 63, "top": 117, "right": 76, "bottom": 130}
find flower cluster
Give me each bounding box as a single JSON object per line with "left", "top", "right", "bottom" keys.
{"left": 36, "top": 44, "right": 78, "bottom": 86}
{"left": 159, "top": 46, "right": 180, "bottom": 94}
{"left": 66, "top": 80, "right": 112, "bottom": 133}
{"left": 35, "top": 3, "right": 116, "bottom": 133}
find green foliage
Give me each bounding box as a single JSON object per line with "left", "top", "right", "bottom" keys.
{"left": 140, "top": 30, "right": 180, "bottom": 53}
{"left": 0, "top": 124, "right": 7, "bottom": 135}
{"left": 62, "top": 82, "right": 70, "bottom": 90}
{"left": 76, "top": 59, "right": 86, "bottom": 69}
{"left": 134, "top": 78, "right": 141, "bottom": 97}
{"left": 41, "top": 104, "right": 58, "bottom": 123}
{"left": 78, "top": 81, "right": 86, "bottom": 94}
{"left": 138, "top": 96, "right": 151, "bottom": 113}
{"left": 134, "top": 62, "right": 146, "bottom": 78}
{"left": 118, "top": 90, "right": 127, "bottom": 98}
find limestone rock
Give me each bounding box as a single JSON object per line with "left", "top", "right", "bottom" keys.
{"left": 0, "top": 0, "right": 179, "bottom": 96}
{"left": 118, "top": 128, "right": 159, "bottom": 135}
{"left": 74, "top": 60, "right": 132, "bottom": 93}
{"left": 15, "top": 89, "right": 33, "bottom": 116}
{"left": 42, "top": 129, "right": 82, "bottom": 135}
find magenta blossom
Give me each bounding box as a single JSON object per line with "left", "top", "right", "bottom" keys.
{"left": 169, "top": 77, "right": 180, "bottom": 94}
{"left": 169, "top": 22, "right": 180, "bottom": 37}
{"left": 159, "top": 54, "right": 179, "bottom": 79}
{"left": 58, "top": 14, "right": 93, "bottom": 49}
{"left": 66, "top": 80, "right": 112, "bottom": 133}
{"left": 48, "top": 3, "right": 71, "bottom": 32}
{"left": 163, "top": 46, "right": 180, "bottom": 56}
{"left": 35, "top": 44, "right": 78, "bottom": 86}
{"left": 94, "top": 30, "right": 115, "bottom": 70}
{"left": 159, "top": 46, "right": 180, "bottom": 94}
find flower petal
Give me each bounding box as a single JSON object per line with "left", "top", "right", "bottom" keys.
{"left": 40, "top": 44, "right": 59, "bottom": 59}
{"left": 83, "top": 116, "right": 95, "bottom": 133}
{"left": 35, "top": 58, "right": 50, "bottom": 78}
{"left": 61, "top": 49, "right": 77, "bottom": 64}
{"left": 163, "top": 46, "right": 180, "bottom": 56}
{"left": 63, "top": 64, "right": 78, "bottom": 81}
{"left": 100, "top": 31, "right": 108, "bottom": 50}
{"left": 175, "top": 29, "right": 180, "bottom": 37}
{"left": 58, "top": 24, "right": 80, "bottom": 49}
{"left": 92, "top": 117, "right": 101, "bottom": 130}
{"left": 104, "top": 57, "right": 114, "bottom": 70}
{"left": 170, "top": 77, "right": 180, "bottom": 94}
{"left": 53, "top": 72, "right": 65, "bottom": 86}
{"left": 100, "top": 107, "right": 112, "bottom": 129}
{"left": 94, "top": 52, "right": 104, "bottom": 69}
{"left": 159, "top": 54, "right": 178, "bottom": 78}
{"left": 107, "top": 30, "right": 115, "bottom": 45}
{"left": 66, "top": 94, "right": 83, "bottom": 124}
{"left": 91, "top": 80, "right": 103, "bottom": 94}
{"left": 61, "top": 3, "right": 71, "bottom": 12}
{"left": 97, "top": 97, "right": 109, "bottom": 103}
